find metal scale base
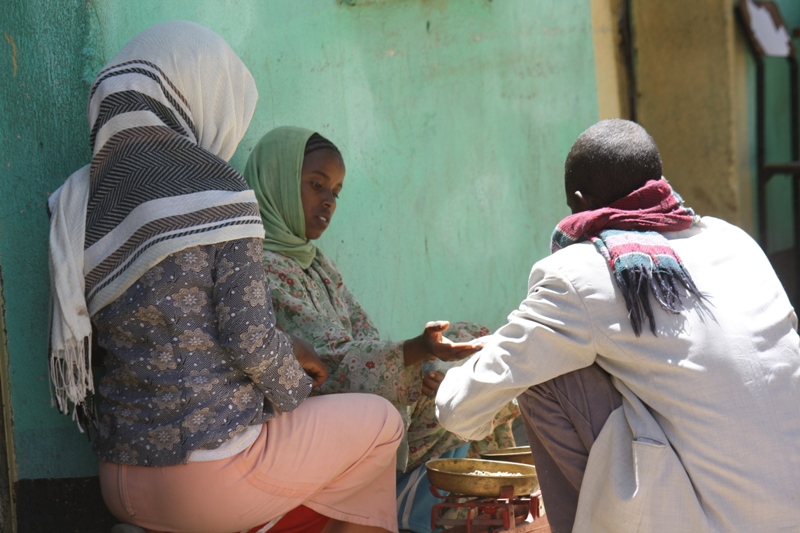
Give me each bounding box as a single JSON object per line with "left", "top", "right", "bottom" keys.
{"left": 430, "top": 486, "right": 550, "bottom": 533}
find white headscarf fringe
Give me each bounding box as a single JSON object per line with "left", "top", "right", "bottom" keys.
{"left": 48, "top": 165, "right": 94, "bottom": 428}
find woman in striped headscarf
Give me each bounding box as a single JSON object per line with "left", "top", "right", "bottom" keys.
{"left": 48, "top": 21, "right": 402, "bottom": 533}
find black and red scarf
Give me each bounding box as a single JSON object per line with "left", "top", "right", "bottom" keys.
{"left": 551, "top": 179, "right": 702, "bottom": 335}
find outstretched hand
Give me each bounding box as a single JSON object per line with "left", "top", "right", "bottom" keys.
{"left": 403, "top": 320, "right": 483, "bottom": 367}
{"left": 289, "top": 334, "right": 328, "bottom": 388}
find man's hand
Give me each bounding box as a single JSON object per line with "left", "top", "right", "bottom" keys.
{"left": 289, "top": 334, "right": 328, "bottom": 388}
{"left": 421, "top": 370, "right": 445, "bottom": 397}
{"left": 403, "top": 321, "right": 483, "bottom": 367}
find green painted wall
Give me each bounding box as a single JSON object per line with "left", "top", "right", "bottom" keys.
{"left": 1, "top": 0, "right": 98, "bottom": 480}
{"left": 1, "top": 0, "right": 599, "bottom": 480}
{"left": 760, "top": 0, "right": 799, "bottom": 253}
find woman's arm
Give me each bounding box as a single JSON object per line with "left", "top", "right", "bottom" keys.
{"left": 265, "top": 257, "right": 421, "bottom": 405}
{"left": 277, "top": 326, "right": 328, "bottom": 388}
{"left": 213, "top": 239, "right": 312, "bottom": 412}
{"left": 402, "top": 321, "right": 484, "bottom": 366}
{"left": 339, "top": 280, "right": 483, "bottom": 367}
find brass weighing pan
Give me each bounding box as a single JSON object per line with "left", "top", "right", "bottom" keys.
{"left": 479, "top": 445, "right": 535, "bottom": 465}
{"left": 425, "top": 458, "right": 539, "bottom": 498}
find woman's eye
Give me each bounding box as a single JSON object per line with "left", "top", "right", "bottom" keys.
{"left": 333, "top": 192, "right": 340, "bottom": 199}
{"left": 311, "top": 181, "right": 322, "bottom": 190}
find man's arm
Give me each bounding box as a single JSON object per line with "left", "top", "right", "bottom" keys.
{"left": 435, "top": 263, "right": 598, "bottom": 440}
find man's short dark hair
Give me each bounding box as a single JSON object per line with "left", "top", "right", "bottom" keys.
{"left": 565, "top": 119, "right": 663, "bottom": 206}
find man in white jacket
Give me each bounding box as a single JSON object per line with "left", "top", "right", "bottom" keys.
{"left": 436, "top": 119, "right": 800, "bottom": 533}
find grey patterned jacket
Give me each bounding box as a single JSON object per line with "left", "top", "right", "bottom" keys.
{"left": 92, "top": 238, "right": 312, "bottom": 466}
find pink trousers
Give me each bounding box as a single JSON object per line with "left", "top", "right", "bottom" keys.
{"left": 100, "top": 394, "right": 404, "bottom": 533}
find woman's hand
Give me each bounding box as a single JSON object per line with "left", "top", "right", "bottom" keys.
{"left": 289, "top": 334, "right": 328, "bottom": 388}
{"left": 421, "top": 370, "right": 445, "bottom": 397}
{"left": 403, "top": 320, "right": 483, "bottom": 367}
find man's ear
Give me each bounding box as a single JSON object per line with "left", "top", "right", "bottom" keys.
{"left": 575, "top": 191, "right": 606, "bottom": 211}
{"left": 572, "top": 190, "right": 597, "bottom": 213}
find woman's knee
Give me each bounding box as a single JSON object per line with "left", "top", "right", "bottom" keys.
{"left": 355, "top": 393, "right": 404, "bottom": 445}
{"left": 306, "top": 393, "right": 404, "bottom": 446}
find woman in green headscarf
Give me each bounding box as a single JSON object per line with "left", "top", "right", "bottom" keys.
{"left": 244, "top": 126, "right": 520, "bottom": 532}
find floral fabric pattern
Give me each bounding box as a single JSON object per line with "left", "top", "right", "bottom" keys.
{"left": 93, "top": 238, "right": 312, "bottom": 467}
{"left": 263, "top": 250, "right": 519, "bottom": 472}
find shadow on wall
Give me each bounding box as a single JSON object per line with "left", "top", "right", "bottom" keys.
{"left": 15, "top": 477, "right": 116, "bottom": 532}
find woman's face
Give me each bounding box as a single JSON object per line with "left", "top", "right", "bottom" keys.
{"left": 300, "top": 149, "right": 345, "bottom": 240}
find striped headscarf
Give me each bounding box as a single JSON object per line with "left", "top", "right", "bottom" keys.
{"left": 551, "top": 179, "right": 702, "bottom": 336}
{"left": 48, "top": 21, "right": 264, "bottom": 423}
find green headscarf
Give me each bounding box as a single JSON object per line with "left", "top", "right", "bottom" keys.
{"left": 244, "top": 126, "right": 317, "bottom": 269}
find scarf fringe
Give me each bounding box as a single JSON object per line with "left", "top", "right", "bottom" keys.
{"left": 49, "top": 336, "right": 94, "bottom": 431}
{"left": 616, "top": 265, "right": 703, "bottom": 336}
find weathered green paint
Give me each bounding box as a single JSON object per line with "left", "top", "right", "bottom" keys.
{"left": 760, "top": 0, "right": 800, "bottom": 252}
{"left": 1, "top": 0, "right": 99, "bottom": 480}
{"left": 2, "top": 0, "right": 599, "bottom": 479}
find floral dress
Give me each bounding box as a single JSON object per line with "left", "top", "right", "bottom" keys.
{"left": 263, "top": 249, "right": 519, "bottom": 471}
